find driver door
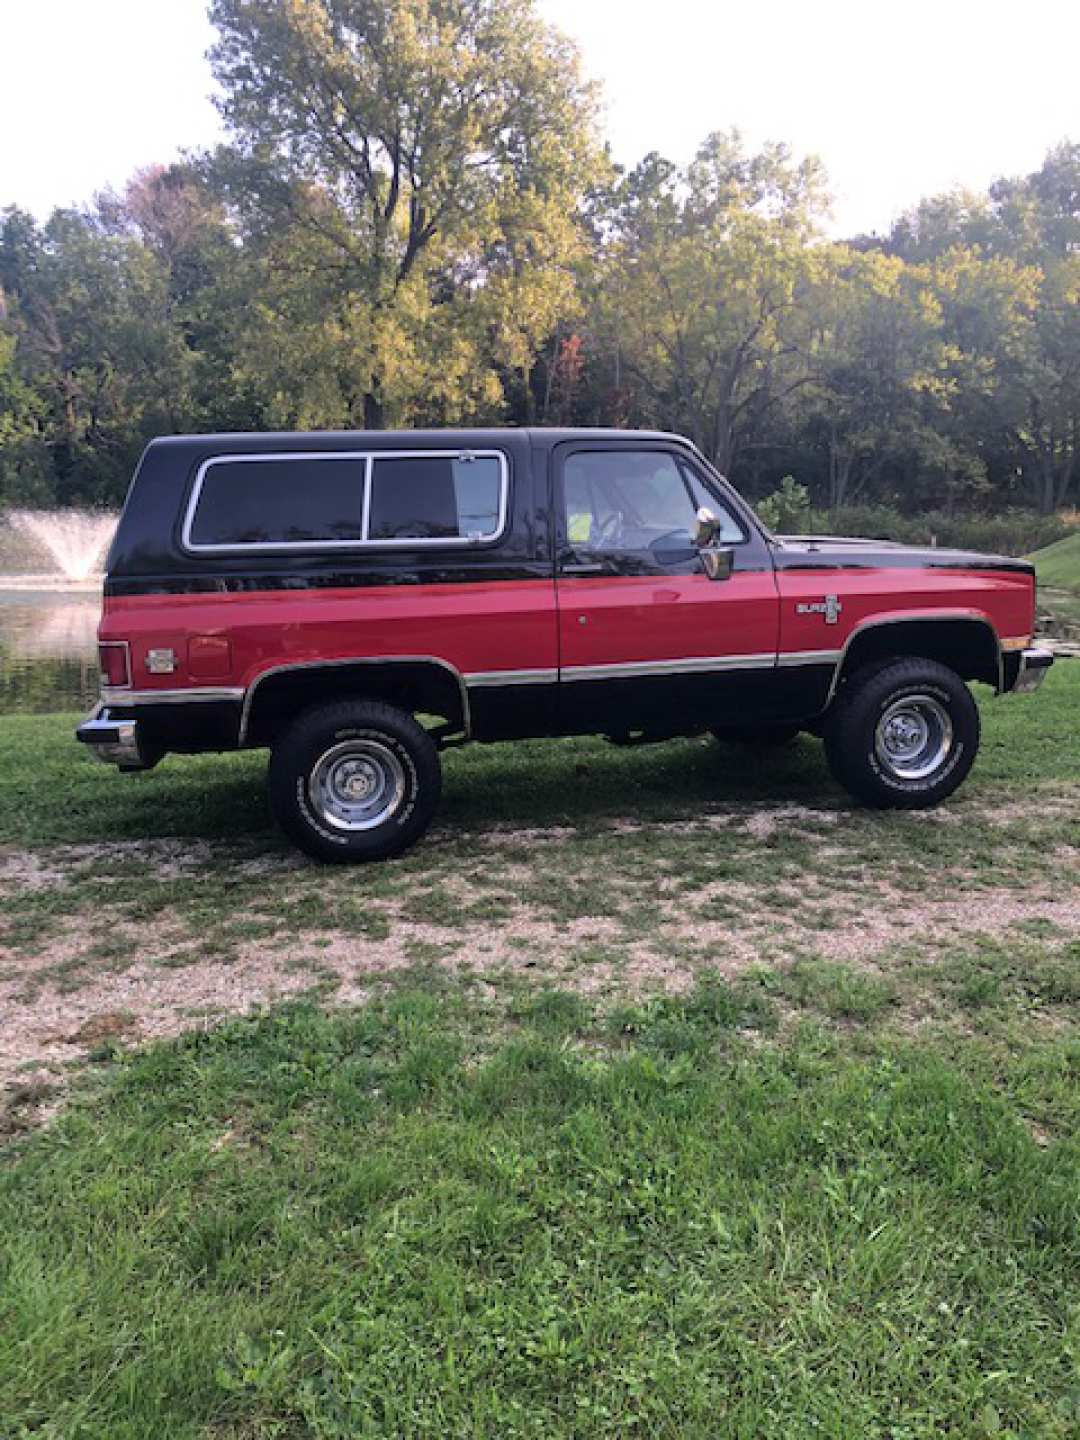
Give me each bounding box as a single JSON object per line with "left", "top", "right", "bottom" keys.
{"left": 553, "top": 441, "right": 780, "bottom": 733}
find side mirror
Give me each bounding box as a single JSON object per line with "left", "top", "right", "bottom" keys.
{"left": 701, "top": 546, "right": 734, "bottom": 582}
{"left": 693, "top": 506, "right": 720, "bottom": 548}
{"left": 693, "top": 507, "right": 733, "bottom": 581}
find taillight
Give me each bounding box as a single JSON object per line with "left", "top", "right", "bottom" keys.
{"left": 99, "top": 642, "right": 131, "bottom": 688}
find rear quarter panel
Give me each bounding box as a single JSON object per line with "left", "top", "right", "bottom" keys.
{"left": 100, "top": 580, "right": 558, "bottom": 692}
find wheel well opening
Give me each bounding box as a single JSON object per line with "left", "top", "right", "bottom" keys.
{"left": 837, "top": 620, "right": 1000, "bottom": 692}
{"left": 244, "top": 662, "right": 467, "bottom": 748}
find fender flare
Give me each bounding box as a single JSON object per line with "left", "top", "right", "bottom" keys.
{"left": 823, "top": 610, "right": 1003, "bottom": 705}
{"left": 238, "top": 655, "right": 471, "bottom": 745}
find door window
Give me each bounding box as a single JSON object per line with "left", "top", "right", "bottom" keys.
{"left": 563, "top": 450, "right": 743, "bottom": 565}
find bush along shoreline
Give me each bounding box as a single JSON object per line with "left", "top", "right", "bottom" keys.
{"left": 752, "top": 476, "right": 1070, "bottom": 556}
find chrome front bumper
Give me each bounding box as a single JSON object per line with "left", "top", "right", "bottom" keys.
{"left": 1011, "top": 646, "right": 1055, "bottom": 695}
{"left": 75, "top": 705, "right": 159, "bottom": 770}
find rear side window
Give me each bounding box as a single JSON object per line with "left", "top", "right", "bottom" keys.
{"left": 183, "top": 450, "right": 508, "bottom": 552}
{"left": 368, "top": 455, "right": 503, "bottom": 541}
{"left": 187, "top": 456, "right": 366, "bottom": 547}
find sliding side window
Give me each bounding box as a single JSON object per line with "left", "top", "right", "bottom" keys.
{"left": 184, "top": 451, "right": 507, "bottom": 552}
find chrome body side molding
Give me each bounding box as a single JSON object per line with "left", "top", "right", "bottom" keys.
{"left": 559, "top": 653, "right": 777, "bottom": 683}
{"left": 467, "top": 652, "right": 844, "bottom": 687}
{"left": 464, "top": 668, "right": 559, "bottom": 688}
{"left": 101, "top": 685, "right": 245, "bottom": 706}
{"left": 777, "top": 649, "right": 844, "bottom": 669}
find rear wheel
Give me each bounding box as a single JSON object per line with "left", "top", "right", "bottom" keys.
{"left": 269, "top": 700, "right": 441, "bottom": 862}
{"left": 823, "top": 657, "right": 979, "bottom": 809}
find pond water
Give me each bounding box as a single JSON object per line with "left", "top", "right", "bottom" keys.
{"left": 0, "top": 587, "right": 102, "bottom": 714}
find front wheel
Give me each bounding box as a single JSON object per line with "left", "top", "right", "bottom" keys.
{"left": 269, "top": 700, "right": 441, "bottom": 862}
{"left": 823, "top": 657, "right": 980, "bottom": 809}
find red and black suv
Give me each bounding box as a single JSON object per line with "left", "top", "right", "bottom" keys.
{"left": 78, "top": 428, "right": 1053, "bottom": 861}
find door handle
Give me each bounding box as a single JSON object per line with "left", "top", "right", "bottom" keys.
{"left": 561, "top": 562, "right": 605, "bottom": 575}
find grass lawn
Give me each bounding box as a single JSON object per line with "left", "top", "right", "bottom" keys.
{"left": 1031, "top": 531, "right": 1080, "bottom": 594}
{"left": 0, "top": 665, "right": 1077, "bottom": 1437}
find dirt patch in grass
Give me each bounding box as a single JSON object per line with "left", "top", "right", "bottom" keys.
{"left": 1, "top": 947, "right": 351, "bottom": 1085}
{"left": 1, "top": 788, "right": 1077, "bottom": 1092}
{"left": 0, "top": 847, "right": 68, "bottom": 894}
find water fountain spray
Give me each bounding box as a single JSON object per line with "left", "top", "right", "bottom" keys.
{"left": 2, "top": 509, "right": 117, "bottom": 588}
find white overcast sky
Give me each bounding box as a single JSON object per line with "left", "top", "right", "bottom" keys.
{"left": 2, "top": 0, "right": 1077, "bottom": 237}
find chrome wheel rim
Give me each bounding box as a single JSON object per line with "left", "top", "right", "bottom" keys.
{"left": 874, "top": 695, "right": 953, "bottom": 782}
{"left": 309, "top": 740, "right": 406, "bottom": 831}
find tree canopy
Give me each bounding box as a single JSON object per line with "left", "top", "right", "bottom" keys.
{"left": 1, "top": 1, "right": 1077, "bottom": 516}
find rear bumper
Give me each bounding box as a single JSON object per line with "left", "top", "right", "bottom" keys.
{"left": 1008, "top": 646, "right": 1055, "bottom": 695}
{"left": 75, "top": 706, "right": 161, "bottom": 771}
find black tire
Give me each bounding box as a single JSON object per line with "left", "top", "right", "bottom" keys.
{"left": 711, "top": 724, "right": 801, "bottom": 747}
{"left": 823, "top": 657, "right": 979, "bottom": 809}
{"left": 268, "top": 700, "right": 441, "bottom": 863}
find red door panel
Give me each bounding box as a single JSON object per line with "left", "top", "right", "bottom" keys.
{"left": 556, "top": 571, "right": 780, "bottom": 674}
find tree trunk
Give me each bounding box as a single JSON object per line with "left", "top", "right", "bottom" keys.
{"left": 709, "top": 405, "right": 734, "bottom": 474}
{"left": 521, "top": 364, "right": 536, "bottom": 425}
{"left": 363, "top": 389, "right": 384, "bottom": 430}
{"left": 828, "top": 442, "right": 854, "bottom": 510}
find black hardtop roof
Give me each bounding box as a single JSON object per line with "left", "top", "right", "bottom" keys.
{"left": 145, "top": 427, "right": 694, "bottom": 456}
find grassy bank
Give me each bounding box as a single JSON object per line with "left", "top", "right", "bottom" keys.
{"left": 0, "top": 667, "right": 1077, "bottom": 1436}
{"left": 1032, "top": 531, "right": 1080, "bottom": 594}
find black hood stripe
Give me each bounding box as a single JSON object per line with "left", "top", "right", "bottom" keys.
{"left": 773, "top": 544, "right": 1033, "bottom": 576}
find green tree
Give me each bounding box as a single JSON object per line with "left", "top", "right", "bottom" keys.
{"left": 206, "top": 0, "right": 602, "bottom": 428}
{"left": 590, "top": 131, "right": 828, "bottom": 472}
{"left": 0, "top": 207, "right": 194, "bottom": 504}
{"left": 97, "top": 164, "right": 267, "bottom": 433}
{"left": 884, "top": 143, "right": 1080, "bottom": 511}
{"left": 1003, "top": 255, "right": 1080, "bottom": 512}
{"left": 799, "top": 249, "right": 941, "bottom": 508}
{"left": 0, "top": 321, "right": 48, "bottom": 504}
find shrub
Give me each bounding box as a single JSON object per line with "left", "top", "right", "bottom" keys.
{"left": 756, "top": 476, "right": 811, "bottom": 534}
{"left": 795, "top": 506, "right": 1068, "bottom": 557}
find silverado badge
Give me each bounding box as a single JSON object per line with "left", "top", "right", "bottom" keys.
{"left": 796, "top": 594, "right": 843, "bottom": 624}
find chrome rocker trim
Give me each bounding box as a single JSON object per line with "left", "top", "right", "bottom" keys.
{"left": 776, "top": 649, "right": 844, "bottom": 669}
{"left": 465, "top": 653, "right": 839, "bottom": 688}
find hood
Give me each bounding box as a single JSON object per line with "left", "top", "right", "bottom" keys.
{"left": 773, "top": 535, "right": 1035, "bottom": 576}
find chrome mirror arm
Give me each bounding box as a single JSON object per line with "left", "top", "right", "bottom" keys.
{"left": 693, "top": 506, "right": 720, "bottom": 548}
